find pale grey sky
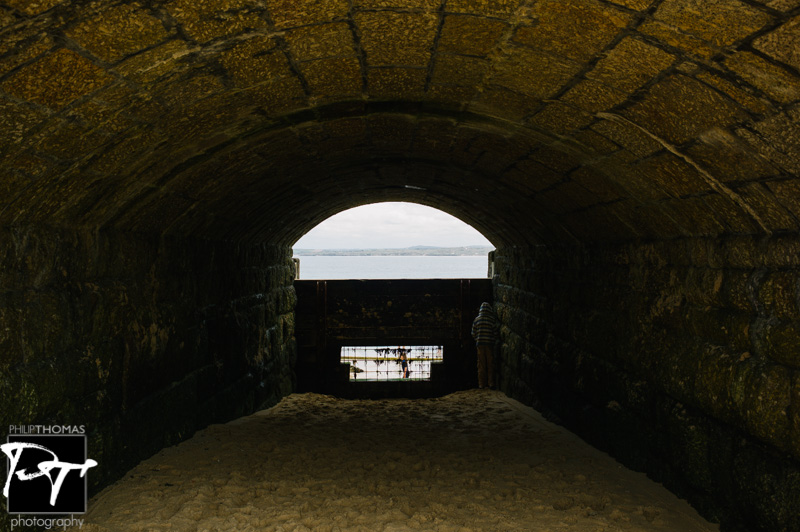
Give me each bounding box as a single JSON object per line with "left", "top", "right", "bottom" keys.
{"left": 294, "top": 202, "right": 492, "bottom": 249}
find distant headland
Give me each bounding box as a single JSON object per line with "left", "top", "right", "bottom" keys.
{"left": 293, "top": 245, "right": 494, "bottom": 256}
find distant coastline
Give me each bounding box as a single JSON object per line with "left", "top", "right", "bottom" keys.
{"left": 293, "top": 245, "right": 494, "bottom": 256}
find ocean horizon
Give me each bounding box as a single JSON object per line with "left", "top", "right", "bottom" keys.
{"left": 294, "top": 254, "right": 491, "bottom": 279}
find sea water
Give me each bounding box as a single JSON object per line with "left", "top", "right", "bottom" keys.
{"left": 294, "top": 255, "right": 490, "bottom": 279}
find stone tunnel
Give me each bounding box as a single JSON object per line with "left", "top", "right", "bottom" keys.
{"left": 0, "top": 0, "right": 799, "bottom": 530}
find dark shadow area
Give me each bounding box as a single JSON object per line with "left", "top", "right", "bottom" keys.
{"left": 294, "top": 278, "right": 492, "bottom": 398}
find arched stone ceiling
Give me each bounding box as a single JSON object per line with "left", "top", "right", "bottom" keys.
{"left": 0, "top": 0, "right": 798, "bottom": 247}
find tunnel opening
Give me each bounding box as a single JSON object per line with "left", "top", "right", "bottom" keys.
{"left": 292, "top": 201, "right": 495, "bottom": 280}
{"left": 2, "top": 1, "right": 800, "bottom": 530}
{"left": 294, "top": 278, "right": 492, "bottom": 399}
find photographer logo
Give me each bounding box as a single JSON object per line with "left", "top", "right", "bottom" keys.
{"left": 3, "top": 427, "right": 97, "bottom": 515}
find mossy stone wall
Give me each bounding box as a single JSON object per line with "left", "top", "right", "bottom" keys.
{"left": 495, "top": 236, "right": 800, "bottom": 532}
{"left": 0, "top": 225, "right": 295, "bottom": 529}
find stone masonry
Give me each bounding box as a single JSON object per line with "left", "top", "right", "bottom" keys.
{"left": 0, "top": 1, "right": 799, "bottom": 530}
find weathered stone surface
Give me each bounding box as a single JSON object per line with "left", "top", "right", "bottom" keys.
{"left": 302, "top": 57, "right": 362, "bottom": 99}
{"left": 165, "top": 0, "right": 269, "bottom": 42}
{"left": 655, "top": 0, "right": 771, "bottom": 47}
{"left": 267, "top": 0, "right": 348, "bottom": 28}
{"left": 1, "top": 3, "right": 800, "bottom": 531}
{"left": 4, "top": 0, "right": 65, "bottom": 15}
{"left": 432, "top": 55, "right": 488, "bottom": 87}
{"left": 687, "top": 130, "right": 779, "bottom": 183}
{"left": 587, "top": 37, "right": 675, "bottom": 92}
{"left": 639, "top": 20, "right": 716, "bottom": 58}
{"left": 2, "top": 48, "right": 112, "bottom": 110}
{"left": 286, "top": 23, "right": 354, "bottom": 61}
{"left": 494, "top": 236, "right": 800, "bottom": 531}
{"left": 724, "top": 51, "right": 800, "bottom": 104}
{"left": 793, "top": 372, "right": 800, "bottom": 452}
{"left": 653, "top": 0, "right": 773, "bottom": 49}
{"left": 356, "top": 12, "right": 437, "bottom": 67}
{"left": 624, "top": 74, "right": 745, "bottom": 145}
{"left": 695, "top": 72, "right": 771, "bottom": 115}
{"left": 368, "top": 67, "right": 427, "bottom": 99}
{"left": 66, "top": 4, "right": 170, "bottom": 63}
{"left": 513, "top": 0, "right": 632, "bottom": 62}
{"left": 528, "top": 103, "right": 594, "bottom": 135}
{"left": 562, "top": 80, "right": 627, "bottom": 113}
{"left": 753, "top": 14, "right": 800, "bottom": 71}
{"left": 439, "top": 15, "right": 506, "bottom": 56}
{"left": 491, "top": 46, "right": 582, "bottom": 99}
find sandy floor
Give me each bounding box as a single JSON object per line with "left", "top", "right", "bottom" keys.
{"left": 78, "top": 390, "right": 719, "bottom": 532}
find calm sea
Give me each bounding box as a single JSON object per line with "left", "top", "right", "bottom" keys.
{"left": 294, "top": 255, "right": 490, "bottom": 279}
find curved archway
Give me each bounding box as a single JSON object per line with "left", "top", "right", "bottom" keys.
{"left": 292, "top": 201, "right": 493, "bottom": 279}
{"left": 1, "top": 1, "right": 799, "bottom": 529}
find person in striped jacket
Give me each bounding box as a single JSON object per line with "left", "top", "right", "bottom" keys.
{"left": 471, "top": 302, "right": 499, "bottom": 389}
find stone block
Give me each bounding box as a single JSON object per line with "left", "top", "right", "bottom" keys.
{"left": 633, "top": 152, "right": 711, "bottom": 198}
{"left": 623, "top": 74, "right": 745, "bottom": 146}
{"left": 468, "top": 87, "right": 540, "bottom": 121}
{"left": 720, "top": 236, "right": 762, "bottom": 269}
{"left": 689, "top": 128, "right": 778, "bottom": 184}
{"left": 587, "top": 37, "right": 675, "bottom": 93}
{"left": 264, "top": 0, "right": 345, "bottom": 28}
{"left": 562, "top": 80, "right": 627, "bottom": 113}
{"left": 792, "top": 372, "right": 800, "bottom": 453}
{"left": 445, "top": 0, "right": 520, "bottom": 16}
{"left": 425, "top": 84, "right": 477, "bottom": 108}
{"left": 0, "top": 32, "right": 54, "bottom": 79}
{"left": 695, "top": 72, "right": 771, "bottom": 115}
{"left": 666, "top": 404, "right": 731, "bottom": 494}
{"left": 764, "top": 320, "right": 800, "bottom": 367}
{"left": 660, "top": 198, "right": 727, "bottom": 236}
{"left": 732, "top": 436, "right": 800, "bottom": 530}
{"left": 757, "top": 0, "right": 800, "bottom": 9}
{"left": 730, "top": 359, "right": 792, "bottom": 451}
{"left": 367, "top": 67, "right": 426, "bottom": 99}
{"left": 356, "top": 11, "right": 437, "bottom": 67}
{"left": 685, "top": 267, "right": 725, "bottom": 307}
{"left": 704, "top": 194, "right": 762, "bottom": 234}
{"left": 491, "top": 46, "right": 582, "bottom": 99}
{"left": 366, "top": 115, "right": 414, "bottom": 152}
{"left": 763, "top": 236, "right": 800, "bottom": 268}
{"left": 242, "top": 76, "right": 307, "bottom": 114}
{"left": 285, "top": 22, "right": 355, "bottom": 62}
{"left": 653, "top": 0, "right": 773, "bottom": 49}
{"left": 439, "top": 15, "right": 507, "bottom": 57}
{"left": 536, "top": 181, "right": 598, "bottom": 215}
{"left": 3, "top": 0, "right": 64, "bottom": 15}
{"left": 766, "top": 180, "right": 800, "bottom": 223}
{"left": 221, "top": 36, "right": 286, "bottom": 88}
{"left": 750, "top": 108, "right": 800, "bottom": 174}
{"left": 758, "top": 272, "right": 800, "bottom": 321}
{"left": 607, "top": 0, "right": 654, "bottom": 8}
{"left": 513, "top": 0, "right": 632, "bottom": 62}
{"left": 591, "top": 118, "right": 663, "bottom": 158}
{"left": 430, "top": 54, "right": 487, "bottom": 88}
{"left": 166, "top": 0, "right": 269, "bottom": 42}
{"left": 301, "top": 57, "right": 362, "bottom": 99}
{"left": 726, "top": 51, "right": 800, "bottom": 105}
{"left": 753, "top": 14, "right": 800, "bottom": 71}
{"left": 354, "top": 0, "right": 438, "bottom": 8}
{"left": 527, "top": 103, "right": 594, "bottom": 135}
{"left": 66, "top": 4, "right": 170, "bottom": 63}
{"left": 569, "top": 167, "right": 620, "bottom": 202}
{"left": 2, "top": 49, "right": 112, "bottom": 110}
{"left": 570, "top": 129, "right": 620, "bottom": 157}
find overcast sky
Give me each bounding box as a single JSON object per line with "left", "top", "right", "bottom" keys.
{"left": 294, "top": 202, "right": 492, "bottom": 249}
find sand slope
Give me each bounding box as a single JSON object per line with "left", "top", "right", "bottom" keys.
{"left": 78, "top": 390, "right": 719, "bottom": 532}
